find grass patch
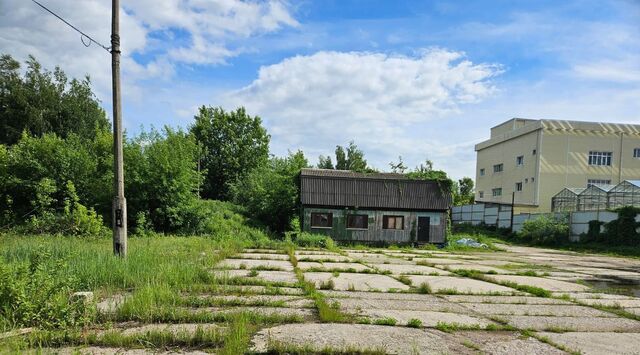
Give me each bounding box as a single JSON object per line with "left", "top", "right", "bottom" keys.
{"left": 417, "top": 283, "right": 432, "bottom": 294}
{"left": 373, "top": 317, "right": 397, "bottom": 326}
{"left": 319, "top": 279, "right": 336, "bottom": 290}
{"left": 406, "top": 318, "right": 423, "bottom": 328}
{"left": 266, "top": 340, "right": 386, "bottom": 355}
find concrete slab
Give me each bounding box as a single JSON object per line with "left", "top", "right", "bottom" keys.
{"left": 196, "top": 294, "right": 313, "bottom": 308}
{"left": 403, "top": 276, "right": 518, "bottom": 294}
{"left": 348, "top": 253, "right": 413, "bottom": 265}
{"left": 213, "top": 269, "right": 298, "bottom": 284}
{"left": 296, "top": 254, "right": 352, "bottom": 262}
{"left": 576, "top": 298, "right": 640, "bottom": 308}
{"left": 295, "top": 250, "right": 342, "bottom": 256}
{"left": 236, "top": 252, "right": 290, "bottom": 260}
{"left": 441, "top": 295, "right": 573, "bottom": 305}
{"left": 250, "top": 323, "right": 470, "bottom": 354}
{"left": 449, "top": 331, "right": 565, "bottom": 355}
{"left": 40, "top": 347, "right": 210, "bottom": 354}
{"left": 332, "top": 297, "right": 469, "bottom": 313}
{"left": 218, "top": 258, "right": 293, "bottom": 271}
{"left": 311, "top": 262, "right": 373, "bottom": 272}
{"left": 320, "top": 290, "right": 458, "bottom": 302}
{"left": 243, "top": 249, "right": 286, "bottom": 254}
{"left": 295, "top": 261, "right": 324, "bottom": 270}
{"left": 460, "top": 303, "right": 617, "bottom": 317}
{"left": 118, "top": 323, "right": 222, "bottom": 336}
{"left": 194, "top": 306, "right": 314, "bottom": 320}
{"left": 372, "top": 263, "right": 451, "bottom": 275}
{"left": 413, "top": 258, "right": 471, "bottom": 265}
{"left": 443, "top": 263, "right": 512, "bottom": 274}
{"left": 504, "top": 315, "right": 640, "bottom": 332}
{"left": 203, "top": 285, "right": 304, "bottom": 295}
{"left": 303, "top": 272, "right": 410, "bottom": 291}
{"left": 538, "top": 332, "right": 640, "bottom": 355}
{"left": 360, "top": 309, "right": 494, "bottom": 328}
{"left": 486, "top": 275, "right": 591, "bottom": 292}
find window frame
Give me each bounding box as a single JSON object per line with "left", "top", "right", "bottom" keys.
{"left": 634, "top": 148, "right": 640, "bottom": 158}
{"left": 346, "top": 214, "right": 369, "bottom": 230}
{"left": 382, "top": 215, "right": 404, "bottom": 230}
{"left": 478, "top": 191, "right": 484, "bottom": 198}
{"left": 479, "top": 168, "right": 485, "bottom": 176}
{"left": 588, "top": 151, "right": 612, "bottom": 166}
{"left": 493, "top": 164, "right": 504, "bottom": 173}
{"left": 310, "top": 212, "right": 333, "bottom": 229}
{"left": 492, "top": 188, "right": 502, "bottom": 197}
{"left": 515, "top": 182, "right": 523, "bottom": 192}
{"left": 516, "top": 155, "right": 524, "bottom": 166}
{"left": 587, "top": 179, "right": 611, "bottom": 187}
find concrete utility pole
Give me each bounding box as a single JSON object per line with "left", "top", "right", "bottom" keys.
{"left": 111, "top": 0, "right": 127, "bottom": 256}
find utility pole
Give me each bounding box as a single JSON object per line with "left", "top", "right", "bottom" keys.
{"left": 111, "top": 0, "right": 127, "bottom": 256}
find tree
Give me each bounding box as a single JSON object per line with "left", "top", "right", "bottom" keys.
{"left": 0, "top": 54, "right": 109, "bottom": 145}
{"left": 231, "top": 150, "right": 310, "bottom": 234}
{"left": 389, "top": 156, "right": 407, "bottom": 173}
{"left": 454, "top": 177, "right": 475, "bottom": 205}
{"left": 333, "top": 141, "right": 370, "bottom": 172}
{"left": 190, "top": 106, "right": 270, "bottom": 200}
{"left": 406, "top": 159, "right": 454, "bottom": 194}
{"left": 317, "top": 155, "right": 334, "bottom": 169}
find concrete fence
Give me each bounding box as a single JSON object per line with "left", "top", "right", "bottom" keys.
{"left": 452, "top": 203, "right": 640, "bottom": 240}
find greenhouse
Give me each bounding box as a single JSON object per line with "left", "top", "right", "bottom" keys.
{"left": 551, "top": 188, "right": 585, "bottom": 212}
{"left": 577, "top": 184, "right": 615, "bottom": 211}
{"left": 608, "top": 180, "right": 640, "bottom": 209}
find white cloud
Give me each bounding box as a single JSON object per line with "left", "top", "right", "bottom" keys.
{"left": 224, "top": 49, "right": 502, "bottom": 176}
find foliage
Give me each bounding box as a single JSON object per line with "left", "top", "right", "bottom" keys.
{"left": 517, "top": 214, "right": 570, "bottom": 245}
{"left": 603, "top": 206, "right": 640, "bottom": 245}
{"left": 231, "top": 150, "right": 309, "bottom": 234}
{"left": 406, "top": 159, "right": 454, "bottom": 194}
{"left": 454, "top": 177, "right": 475, "bottom": 205}
{"left": 0, "top": 54, "right": 108, "bottom": 146}
{"left": 190, "top": 106, "right": 270, "bottom": 200}
{"left": 290, "top": 232, "right": 335, "bottom": 248}
{"left": 0, "top": 250, "right": 94, "bottom": 330}
{"left": 317, "top": 141, "right": 373, "bottom": 172}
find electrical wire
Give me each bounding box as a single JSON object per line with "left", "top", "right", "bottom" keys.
{"left": 30, "top": 0, "right": 111, "bottom": 52}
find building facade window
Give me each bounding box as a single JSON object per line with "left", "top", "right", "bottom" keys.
{"left": 532, "top": 149, "right": 537, "bottom": 155}
{"left": 492, "top": 188, "right": 502, "bottom": 197}
{"left": 479, "top": 168, "right": 485, "bottom": 176}
{"left": 515, "top": 182, "right": 523, "bottom": 191}
{"left": 311, "top": 213, "right": 333, "bottom": 228}
{"left": 493, "top": 164, "right": 504, "bottom": 173}
{"left": 383, "top": 215, "right": 404, "bottom": 230}
{"left": 516, "top": 156, "right": 524, "bottom": 166}
{"left": 346, "top": 214, "right": 368, "bottom": 229}
{"left": 479, "top": 191, "right": 484, "bottom": 198}
{"left": 587, "top": 179, "right": 611, "bottom": 186}
{"left": 588, "top": 151, "right": 612, "bottom": 166}
{"left": 634, "top": 148, "right": 640, "bottom": 158}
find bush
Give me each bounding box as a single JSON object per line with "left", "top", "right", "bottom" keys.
{"left": 604, "top": 206, "right": 640, "bottom": 245}
{"left": 0, "top": 250, "right": 94, "bottom": 330}
{"left": 292, "top": 232, "right": 334, "bottom": 248}
{"left": 517, "top": 214, "right": 569, "bottom": 245}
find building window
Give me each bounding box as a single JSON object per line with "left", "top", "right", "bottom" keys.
{"left": 531, "top": 177, "right": 535, "bottom": 182}
{"left": 310, "top": 213, "right": 333, "bottom": 228}
{"left": 492, "top": 188, "right": 502, "bottom": 197}
{"left": 587, "top": 179, "right": 611, "bottom": 186}
{"left": 532, "top": 149, "right": 537, "bottom": 155}
{"left": 479, "top": 191, "right": 484, "bottom": 198}
{"left": 588, "top": 151, "right": 612, "bottom": 166}
{"left": 383, "top": 215, "right": 404, "bottom": 230}
{"left": 525, "top": 178, "right": 528, "bottom": 183}
{"left": 515, "top": 182, "right": 523, "bottom": 192}
{"left": 516, "top": 156, "right": 524, "bottom": 166}
{"left": 493, "top": 164, "right": 504, "bottom": 173}
{"left": 346, "top": 214, "right": 368, "bottom": 229}
{"left": 479, "top": 168, "right": 485, "bottom": 176}
{"left": 634, "top": 148, "right": 640, "bottom": 158}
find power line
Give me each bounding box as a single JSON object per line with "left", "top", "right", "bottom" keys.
{"left": 30, "top": 0, "right": 111, "bottom": 52}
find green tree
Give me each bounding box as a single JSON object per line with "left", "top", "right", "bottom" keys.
{"left": 406, "top": 159, "right": 454, "bottom": 194}
{"left": 453, "top": 177, "right": 475, "bottom": 205}
{"left": 138, "top": 127, "right": 202, "bottom": 232}
{"left": 0, "top": 54, "right": 109, "bottom": 145}
{"left": 317, "top": 155, "right": 334, "bottom": 169}
{"left": 334, "top": 141, "right": 370, "bottom": 172}
{"left": 389, "top": 156, "right": 407, "bottom": 173}
{"left": 231, "top": 150, "right": 310, "bottom": 234}
{"left": 190, "top": 106, "right": 270, "bottom": 200}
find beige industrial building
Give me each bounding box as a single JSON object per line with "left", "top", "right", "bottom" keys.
{"left": 474, "top": 118, "right": 640, "bottom": 213}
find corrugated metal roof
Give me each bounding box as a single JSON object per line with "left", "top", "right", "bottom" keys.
{"left": 300, "top": 169, "right": 452, "bottom": 210}
{"left": 300, "top": 168, "right": 408, "bottom": 180}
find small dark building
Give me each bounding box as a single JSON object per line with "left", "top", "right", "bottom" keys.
{"left": 299, "top": 168, "right": 453, "bottom": 244}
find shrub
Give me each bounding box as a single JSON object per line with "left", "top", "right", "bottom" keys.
{"left": 407, "top": 318, "right": 423, "bottom": 328}
{"left": 291, "top": 232, "right": 335, "bottom": 248}
{"left": 517, "top": 214, "right": 569, "bottom": 245}
{"left": 0, "top": 250, "right": 94, "bottom": 330}
{"left": 604, "top": 207, "right": 640, "bottom": 245}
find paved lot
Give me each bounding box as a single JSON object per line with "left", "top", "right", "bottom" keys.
{"left": 62, "top": 243, "right": 640, "bottom": 354}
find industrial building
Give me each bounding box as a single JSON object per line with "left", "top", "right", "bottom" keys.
{"left": 475, "top": 118, "right": 640, "bottom": 213}
{"left": 299, "top": 169, "right": 452, "bottom": 244}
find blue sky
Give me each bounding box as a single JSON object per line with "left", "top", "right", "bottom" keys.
{"left": 1, "top": 0, "right": 639, "bottom": 179}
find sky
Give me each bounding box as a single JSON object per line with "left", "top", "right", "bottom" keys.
{"left": 1, "top": 0, "right": 639, "bottom": 179}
